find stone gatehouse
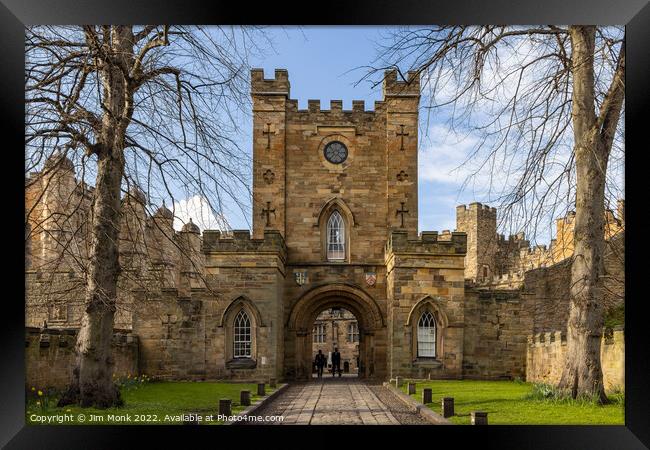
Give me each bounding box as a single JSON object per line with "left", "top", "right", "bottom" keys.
{"left": 25, "top": 69, "right": 625, "bottom": 385}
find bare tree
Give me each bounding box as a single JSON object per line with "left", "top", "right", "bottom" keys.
{"left": 25, "top": 25, "right": 270, "bottom": 407}
{"left": 360, "top": 25, "right": 624, "bottom": 402}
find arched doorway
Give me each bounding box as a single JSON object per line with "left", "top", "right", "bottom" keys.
{"left": 285, "top": 284, "right": 386, "bottom": 380}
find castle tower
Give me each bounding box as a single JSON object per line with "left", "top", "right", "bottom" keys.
{"left": 251, "top": 69, "right": 289, "bottom": 239}
{"left": 150, "top": 204, "right": 177, "bottom": 287}
{"left": 456, "top": 203, "right": 498, "bottom": 281}
{"left": 39, "top": 154, "right": 77, "bottom": 269}
{"left": 119, "top": 186, "right": 148, "bottom": 274}
{"left": 178, "top": 219, "right": 204, "bottom": 296}
{"left": 384, "top": 70, "right": 420, "bottom": 238}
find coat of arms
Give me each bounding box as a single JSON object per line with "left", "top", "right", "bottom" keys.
{"left": 295, "top": 271, "right": 307, "bottom": 286}
{"left": 365, "top": 272, "right": 377, "bottom": 286}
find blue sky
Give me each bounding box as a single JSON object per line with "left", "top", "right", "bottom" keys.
{"left": 173, "top": 26, "right": 623, "bottom": 246}
{"left": 191, "top": 26, "right": 488, "bottom": 236}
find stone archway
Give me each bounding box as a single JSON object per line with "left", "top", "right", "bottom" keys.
{"left": 285, "top": 284, "right": 386, "bottom": 380}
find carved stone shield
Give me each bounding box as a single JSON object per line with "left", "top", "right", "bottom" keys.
{"left": 295, "top": 271, "right": 307, "bottom": 286}
{"left": 365, "top": 272, "right": 377, "bottom": 286}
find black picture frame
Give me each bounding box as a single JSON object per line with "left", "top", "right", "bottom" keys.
{"left": 2, "top": 1, "right": 648, "bottom": 448}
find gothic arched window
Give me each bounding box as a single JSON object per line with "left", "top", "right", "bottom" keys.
{"left": 417, "top": 311, "right": 437, "bottom": 358}
{"left": 233, "top": 310, "right": 252, "bottom": 358}
{"left": 327, "top": 211, "right": 345, "bottom": 260}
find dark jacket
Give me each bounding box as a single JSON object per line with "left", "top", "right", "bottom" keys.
{"left": 315, "top": 353, "right": 327, "bottom": 367}
{"left": 332, "top": 352, "right": 341, "bottom": 365}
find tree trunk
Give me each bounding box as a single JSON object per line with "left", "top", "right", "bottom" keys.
{"left": 558, "top": 25, "right": 608, "bottom": 403}
{"left": 58, "top": 152, "right": 125, "bottom": 408}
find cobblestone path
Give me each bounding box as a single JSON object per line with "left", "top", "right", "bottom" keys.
{"left": 244, "top": 378, "right": 430, "bottom": 425}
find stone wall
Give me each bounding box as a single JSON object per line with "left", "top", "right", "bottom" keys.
{"left": 25, "top": 271, "right": 134, "bottom": 330}
{"left": 25, "top": 327, "right": 139, "bottom": 390}
{"left": 134, "top": 229, "right": 287, "bottom": 382}
{"left": 523, "top": 231, "right": 624, "bottom": 333}
{"left": 385, "top": 230, "right": 467, "bottom": 379}
{"left": 526, "top": 328, "right": 624, "bottom": 391}
{"left": 462, "top": 289, "right": 533, "bottom": 380}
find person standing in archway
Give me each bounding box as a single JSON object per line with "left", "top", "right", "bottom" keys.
{"left": 314, "top": 350, "right": 327, "bottom": 378}
{"left": 332, "top": 347, "right": 342, "bottom": 377}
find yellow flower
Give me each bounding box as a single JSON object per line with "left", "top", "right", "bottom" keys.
{"left": 31, "top": 387, "right": 35, "bottom": 391}
{"left": 38, "top": 390, "right": 43, "bottom": 396}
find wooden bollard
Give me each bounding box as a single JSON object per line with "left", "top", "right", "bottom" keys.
{"left": 240, "top": 390, "right": 251, "bottom": 406}
{"left": 442, "top": 397, "right": 454, "bottom": 418}
{"left": 471, "top": 411, "right": 488, "bottom": 425}
{"left": 407, "top": 382, "right": 416, "bottom": 395}
{"left": 422, "top": 388, "right": 433, "bottom": 404}
{"left": 257, "top": 382, "right": 266, "bottom": 396}
{"left": 269, "top": 378, "right": 277, "bottom": 388}
{"left": 219, "top": 399, "right": 232, "bottom": 416}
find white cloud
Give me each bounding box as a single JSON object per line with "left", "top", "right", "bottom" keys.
{"left": 418, "top": 124, "right": 484, "bottom": 185}
{"left": 172, "top": 195, "right": 230, "bottom": 232}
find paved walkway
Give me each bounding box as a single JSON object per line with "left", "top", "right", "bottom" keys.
{"left": 246, "top": 377, "right": 429, "bottom": 425}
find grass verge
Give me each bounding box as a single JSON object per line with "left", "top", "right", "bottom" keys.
{"left": 26, "top": 380, "right": 276, "bottom": 425}
{"left": 402, "top": 379, "right": 624, "bottom": 425}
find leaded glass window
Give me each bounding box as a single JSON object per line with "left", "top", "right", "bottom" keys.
{"left": 324, "top": 141, "right": 348, "bottom": 164}
{"left": 327, "top": 211, "right": 345, "bottom": 260}
{"left": 347, "top": 322, "right": 359, "bottom": 342}
{"left": 313, "top": 323, "right": 326, "bottom": 343}
{"left": 417, "top": 311, "right": 436, "bottom": 358}
{"left": 233, "top": 310, "right": 252, "bottom": 358}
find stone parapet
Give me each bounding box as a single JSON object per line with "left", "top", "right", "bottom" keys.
{"left": 385, "top": 230, "right": 467, "bottom": 256}
{"left": 468, "top": 271, "right": 525, "bottom": 289}
{"left": 202, "top": 229, "right": 287, "bottom": 259}
{"left": 456, "top": 202, "right": 497, "bottom": 217}
{"left": 25, "top": 327, "right": 139, "bottom": 389}
{"left": 383, "top": 69, "right": 420, "bottom": 97}
{"left": 286, "top": 99, "right": 385, "bottom": 115}
{"left": 526, "top": 327, "right": 624, "bottom": 392}
{"left": 250, "top": 68, "right": 290, "bottom": 96}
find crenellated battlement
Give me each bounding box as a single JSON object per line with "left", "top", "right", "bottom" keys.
{"left": 457, "top": 199, "right": 625, "bottom": 282}
{"left": 497, "top": 232, "right": 528, "bottom": 245}
{"left": 456, "top": 202, "right": 497, "bottom": 216}
{"left": 528, "top": 330, "right": 566, "bottom": 346}
{"left": 385, "top": 229, "right": 467, "bottom": 255}
{"left": 202, "top": 229, "right": 287, "bottom": 256}
{"left": 383, "top": 69, "right": 420, "bottom": 97}
{"left": 250, "top": 68, "right": 290, "bottom": 96}
{"left": 469, "top": 270, "right": 525, "bottom": 289}
{"left": 284, "top": 98, "right": 387, "bottom": 115}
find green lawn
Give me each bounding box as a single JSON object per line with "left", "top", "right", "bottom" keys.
{"left": 401, "top": 380, "right": 624, "bottom": 425}
{"left": 26, "top": 381, "right": 275, "bottom": 425}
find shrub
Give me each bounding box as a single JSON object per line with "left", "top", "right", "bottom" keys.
{"left": 609, "top": 385, "right": 625, "bottom": 406}
{"left": 114, "top": 373, "right": 152, "bottom": 391}
{"left": 526, "top": 382, "right": 621, "bottom": 406}
{"left": 604, "top": 304, "right": 624, "bottom": 329}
